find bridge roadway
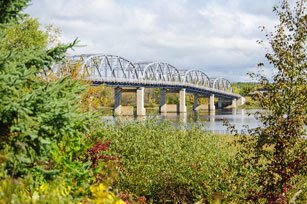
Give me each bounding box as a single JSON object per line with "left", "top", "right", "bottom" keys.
{"left": 54, "top": 54, "right": 245, "bottom": 116}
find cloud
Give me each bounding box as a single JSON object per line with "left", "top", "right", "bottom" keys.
{"left": 25, "top": 0, "right": 279, "bottom": 82}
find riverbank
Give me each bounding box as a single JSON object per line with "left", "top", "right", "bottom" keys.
{"left": 237, "top": 96, "right": 260, "bottom": 110}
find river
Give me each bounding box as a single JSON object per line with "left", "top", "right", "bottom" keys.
{"left": 102, "top": 108, "right": 262, "bottom": 134}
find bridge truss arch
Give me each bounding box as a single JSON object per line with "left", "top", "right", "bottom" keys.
{"left": 181, "top": 69, "right": 211, "bottom": 88}
{"left": 53, "top": 54, "right": 239, "bottom": 97}
{"left": 211, "top": 77, "right": 233, "bottom": 93}
{"left": 141, "top": 62, "right": 181, "bottom": 82}
{"left": 70, "top": 54, "right": 140, "bottom": 80}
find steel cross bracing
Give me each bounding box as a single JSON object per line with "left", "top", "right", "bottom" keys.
{"left": 52, "top": 54, "right": 242, "bottom": 99}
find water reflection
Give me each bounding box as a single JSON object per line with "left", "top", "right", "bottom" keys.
{"left": 103, "top": 109, "right": 262, "bottom": 134}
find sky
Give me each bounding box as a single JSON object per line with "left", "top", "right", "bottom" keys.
{"left": 25, "top": 0, "right": 284, "bottom": 82}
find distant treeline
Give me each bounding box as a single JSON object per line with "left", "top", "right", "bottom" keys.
{"left": 232, "top": 82, "right": 260, "bottom": 96}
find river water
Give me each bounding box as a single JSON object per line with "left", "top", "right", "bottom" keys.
{"left": 102, "top": 109, "right": 262, "bottom": 134}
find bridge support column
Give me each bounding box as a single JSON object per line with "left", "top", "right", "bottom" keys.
{"left": 237, "top": 97, "right": 245, "bottom": 106}
{"left": 232, "top": 98, "right": 237, "bottom": 108}
{"left": 210, "top": 94, "right": 215, "bottom": 111}
{"left": 179, "top": 89, "right": 187, "bottom": 113}
{"left": 114, "top": 87, "right": 122, "bottom": 115}
{"left": 159, "top": 89, "right": 167, "bottom": 113}
{"left": 136, "top": 87, "right": 146, "bottom": 116}
{"left": 218, "top": 98, "right": 223, "bottom": 109}
{"left": 210, "top": 109, "right": 215, "bottom": 122}
{"left": 193, "top": 94, "right": 198, "bottom": 111}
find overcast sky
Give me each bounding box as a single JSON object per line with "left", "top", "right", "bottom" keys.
{"left": 25, "top": 0, "right": 284, "bottom": 82}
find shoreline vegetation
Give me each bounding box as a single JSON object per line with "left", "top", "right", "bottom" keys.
{"left": 237, "top": 97, "right": 261, "bottom": 110}
{"left": 0, "top": 0, "right": 306, "bottom": 203}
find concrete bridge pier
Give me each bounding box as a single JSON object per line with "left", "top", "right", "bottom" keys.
{"left": 209, "top": 94, "right": 215, "bottom": 111}
{"left": 193, "top": 94, "right": 210, "bottom": 111}
{"left": 159, "top": 88, "right": 186, "bottom": 113}
{"left": 218, "top": 98, "right": 223, "bottom": 109}
{"left": 136, "top": 87, "right": 146, "bottom": 116}
{"left": 114, "top": 87, "right": 146, "bottom": 116}
{"left": 237, "top": 97, "right": 245, "bottom": 106}
{"left": 114, "top": 87, "right": 122, "bottom": 115}
{"left": 210, "top": 109, "right": 216, "bottom": 122}
{"left": 193, "top": 94, "right": 199, "bottom": 111}
{"left": 159, "top": 88, "right": 167, "bottom": 113}
{"left": 179, "top": 89, "right": 187, "bottom": 113}
{"left": 232, "top": 98, "right": 237, "bottom": 108}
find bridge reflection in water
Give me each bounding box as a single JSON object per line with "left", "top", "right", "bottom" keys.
{"left": 54, "top": 54, "right": 245, "bottom": 116}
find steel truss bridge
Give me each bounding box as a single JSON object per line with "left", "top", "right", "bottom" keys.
{"left": 54, "top": 54, "right": 241, "bottom": 100}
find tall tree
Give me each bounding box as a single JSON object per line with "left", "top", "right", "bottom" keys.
{"left": 236, "top": 0, "right": 307, "bottom": 203}
{"left": 242, "top": 0, "right": 307, "bottom": 203}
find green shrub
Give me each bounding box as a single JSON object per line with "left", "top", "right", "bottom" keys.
{"left": 94, "top": 119, "right": 240, "bottom": 203}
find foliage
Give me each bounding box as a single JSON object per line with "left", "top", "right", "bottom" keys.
{"left": 232, "top": 82, "right": 259, "bottom": 96}
{"left": 49, "top": 57, "right": 114, "bottom": 110}
{"left": 0, "top": 1, "right": 126, "bottom": 203}
{"left": 232, "top": 0, "right": 307, "bottom": 203}
{"left": 0, "top": 13, "right": 90, "bottom": 178}
{"left": 0, "top": 2, "right": 150, "bottom": 204}
{"left": 0, "top": 175, "right": 126, "bottom": 204}
{"left": 0, "top": 176, "right": 74, "bottom": 203}
{"left": 238, "top": 96, "right": 260, "bottom": 109}
{"left": 1, "top": 17, "right": 48, "bottom": 52}
{"left": 0, "top": 0, "right": 31, "bottom": 23}
{"left": 81, "top": 183, "right": 126, "bottom": 204}
{"left": 3, "top": 0, "right": 306, "bottom": 203}
{"left": 232, "top": 85, "right": 239, "bottom": 94}
{"left": 83, "top": 85, "right": 114, "bottom": 110}
{"left": 94, "top": 119, "right": 240, "bottom": 203}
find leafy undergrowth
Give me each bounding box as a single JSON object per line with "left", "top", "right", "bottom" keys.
{"left": 94, "top": 119, "right": 242, "bottom": 203}
{"left": 0, "top": 176, "right": 127, "bottom": 204}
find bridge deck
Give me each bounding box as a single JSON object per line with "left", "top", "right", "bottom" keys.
{"left": 90, "top": 78, "right": 241, "bottom": 99}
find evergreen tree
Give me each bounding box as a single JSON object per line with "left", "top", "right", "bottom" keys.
{"left": 0, "top": 0, "right": 89, "bottom": 178}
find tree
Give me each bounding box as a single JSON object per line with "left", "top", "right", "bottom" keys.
{"left": 1, "top": 17, "right": 48, "bottom": 52}
{"left": 0, "top": 2, "right": 127, "bottom": 204}
{"left": 239, "top": 85, "right": 254, "bottom": 96}
{"left": 0, "top": 0, "right": 31, "bottom": 23}
{"left": 0, "top": 0, "right": 90, "bottom": 178}
{"left": 232, "top": 85, "right": 239, "bottom": 94}
{"left": 235, "top": 0, "right": 307, "bottom": 203}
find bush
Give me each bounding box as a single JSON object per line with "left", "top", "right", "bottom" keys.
{"left": 94, "top": 119, "right": 240, "bottom": 203}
